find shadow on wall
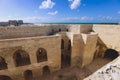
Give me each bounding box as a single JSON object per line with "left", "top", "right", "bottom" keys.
{"left": 0, "top": 75, "right": 12, "bottom": 80}
{"left": 0, "top": 57, "right": 8, "bottom": 70}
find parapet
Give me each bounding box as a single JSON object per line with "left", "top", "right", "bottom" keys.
{"left": 69, "top": 24, "right": 93, "bottom": 34}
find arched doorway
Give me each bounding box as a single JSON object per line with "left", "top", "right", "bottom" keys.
{"left": 24, "top": 70, "right": 33, "bottom": 80}
{"left": 104, "top": 49, "right": 119, "bottom": 60}
{"left": 43, "top": 66, "right": 50, "bottom": 75}
{"left": 36, "top": 48, "right": 47, "bottom": 63}
{"left": 0, "top": 75, "right": 12, "bottom": 80}
{"left": 0, "top": 57, "right": 7, "bottom": 70}
{"left": 61, "top": 40, "right": 71, "bottom": 68}
{"left": 13, "top": 50, "right": 31, "bottom": 67}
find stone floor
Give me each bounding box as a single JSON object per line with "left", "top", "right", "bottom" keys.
{"left": 39, "top": 58, "right": 111, "bottom": 80}
{"left": 84, "top": 57, "right": 120, "bottom": 80}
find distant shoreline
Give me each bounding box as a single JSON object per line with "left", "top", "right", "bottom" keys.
{"left": 36, "top": 22, "right": 118, "bottom": 25}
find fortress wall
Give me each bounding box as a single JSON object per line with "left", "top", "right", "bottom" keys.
{"left": 93, "top": 25, "right": 120, "bottom": 55}
{"left": 0, "top": 26, "right": 51, "bottom": 39}
{"left": 0, "top": 35, "right": 61, "bottom": 80}
{"left": 0, "top": 24, "right": 93, "bottom": 39}
{"left": 69, "top": 25, "right": 81, "bottom": 34}
{"left": 0, "top": 25, "right": 69, "bottom": 39}
{"left": 69, "top": 25, "right": 93, "bottom": 34}
{"left": 80, "top": 25, "right": 93, "bottom": 33}
{"left": 82, "top": 33, "right": 98, "bottom": 67}
{"left": 50, "top": 25, "right": 69, "bottom": 32}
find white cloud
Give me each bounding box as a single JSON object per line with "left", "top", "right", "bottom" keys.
{"left": 62, "top": 16, "right": 94, "bottom": 21}
{"left": 118, "top": 11, "right": 120, "bottom": 14}
{"left": 69, "top": 0, "right": 81, "bottom": 9}
{"left": 23, "top": 16, "right": 51, "bottom": 23}
{"left": 48, "top": 11, "right": 58, "bottom": 15}
{"left": 81, "top": 16, "right": 88, "bottom": 20}
{"left": 39, "top": 0, "right": 55, "bottom": 9}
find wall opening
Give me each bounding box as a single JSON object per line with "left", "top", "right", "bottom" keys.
{"left": 66, "top": 29, "right": 69, "bottom": 32}
{"left": 59, "top": 29, "right": 61, "bottom": 32}
{"left": 36, "top": 48, "right": 47, "bottom": 63}
{"left": 61, "top": 39, "right": 64, "bottom": 49}
{"left": 49, "top": 29, "right": 54, "bottom": 35}
{"left": 0, "top": 75, "right": 12, "bottom": 80}
{"left": 13, "top": 50, "right": 31, "bottom": 67}
{"left": 24, "top": 70, "right": 33, "bottom": 80}
{"left": 104, "top": 49, "right": 119, "bottom": 60}
{"left": 43, "top": 66, "right": 50, "bottom": 75}
{"left": 0, "top": 57, "right": 7, "bottom": 70}
{"left": 61, "top": 40, "right": 71, "bottom": 68}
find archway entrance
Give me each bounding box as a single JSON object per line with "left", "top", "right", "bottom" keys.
{"left": 61, "top": 40, "right": 71, "bottom": 68}
{"left": 0, "top": 57, "right": 7, "bottom": 70}
{"left": 43, "top": 66, "right": 50, "bottom": 75}
{"left": 13, "top": 50, "right": 31, "bottom": 67}
{"left": 36, "top": 48, "right": 47, "bottom": 63}
{"left": 0, "top": 75, "right": 12, "bottom": 80}
{"left": 24, "top": 70, "right": 33, "bottom": 80}
{"left": 104, "top": 49, "right": 119, "bottom": 60}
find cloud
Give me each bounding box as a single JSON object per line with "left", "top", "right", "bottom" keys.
{"left": 68, "top": 0, "right": 81, "bottom": 9}
{"left": 23, "top": 16, "right": 51, "bottom": 23}
{"left": 48, "top": 11, "right": 58, "bottom": 15}
{"left": 39, "top": 0, "right": 55, "bottom": 9}
{"left": 118, "top": 11, "right": 120, "bottom": 14}
{"left": 62, "top": 16, "right": 93, "bottom": 21}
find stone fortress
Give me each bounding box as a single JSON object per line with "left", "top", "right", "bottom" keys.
{"left": 0, "top": 24, "right": 119, "bottom": 80}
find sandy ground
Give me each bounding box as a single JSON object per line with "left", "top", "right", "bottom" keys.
{"left": 39, "top": 58, "right": 111, "bottom": 80}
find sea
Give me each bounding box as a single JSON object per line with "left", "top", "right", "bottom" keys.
{"left": 35, "top": 22, "right": 119, "bottom": 25}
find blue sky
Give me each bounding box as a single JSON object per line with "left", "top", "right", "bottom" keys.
{"left": 0, "top": 0, "right": 120, "bottom": 23}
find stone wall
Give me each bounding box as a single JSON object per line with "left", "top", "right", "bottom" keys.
{"left": 0, "top": 24, "right": 100, "bottom": 79}
{"left": 93, "top": 25, "right": 120, "bottom": 57}
{"left": 82, "top": 33, "right": 98, "bottom": 67}
{"left": 0, "top": 35, "right": 61, "bottom": 80}
{"left": 0, "top": 25, "right": 69, "bottom": 39}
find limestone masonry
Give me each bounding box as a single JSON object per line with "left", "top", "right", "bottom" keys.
{"left": 0, "top": 24, "right": 119, "bottom": 80}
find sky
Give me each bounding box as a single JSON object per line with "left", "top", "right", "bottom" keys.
{"left": 0, "top": 0, "right": 120, "bottom": 23}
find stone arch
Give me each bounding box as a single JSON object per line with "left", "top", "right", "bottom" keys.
{"left": 13, "top": 50, "right": 31, "bottom": 67}
{"left": 0, "top": 57, "right": 8, "bottom": 70}
{"left": 104, "top": 49, "right": 119, "bottom": 60}
{"left": 61, "top": 39, "right": 64, "bottom": 49}
{"left": 24, "top": 70, "right": 33, "bottom": 80}
{"left": 42, "top": 66, "right": 50, "bottom": 75}
{"left": 36, "top": 48, "right": 48, "bottom": 63}
{"left": 0, "top": 75, "right": 12, "bottom": 80}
